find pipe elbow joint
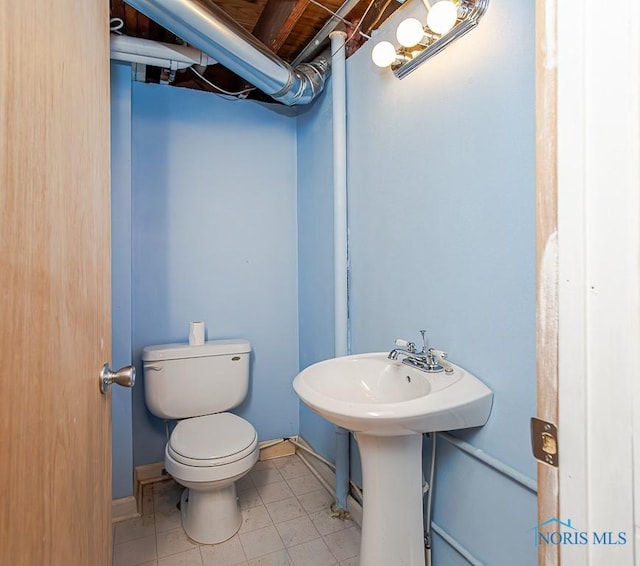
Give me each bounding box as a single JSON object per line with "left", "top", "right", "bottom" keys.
{"left": 274, "top": 56, "right": 331, "bottom": 106}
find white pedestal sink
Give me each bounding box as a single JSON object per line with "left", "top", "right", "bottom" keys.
{"left": 293, "top": 353, "right": 493, "bottom": 566}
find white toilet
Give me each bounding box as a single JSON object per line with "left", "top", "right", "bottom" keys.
{"left": 142, "top": 339, "right": 258, "bottom": 544}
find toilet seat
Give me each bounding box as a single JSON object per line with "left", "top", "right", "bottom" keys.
{"left": 168, "top": 413, "right": 257, "bottom": 467}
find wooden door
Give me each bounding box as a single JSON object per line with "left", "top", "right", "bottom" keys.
{"left": 535, "top": 1, "right": 559, "bottom": 565}
{"left": 537, "top": 1, "right": 640, "bottom": 564}
{"left": 0, "top": 0, "right": 112, "bottom": 564}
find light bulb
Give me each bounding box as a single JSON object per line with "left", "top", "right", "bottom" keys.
{"left": 371, "top": 41, "right": 398, "bottom": 68}
{"left": 396, "top": 18, "right": 425, "bottom": 48}
{"left": 426, "top": 0, "right": 458, "bottom": 35}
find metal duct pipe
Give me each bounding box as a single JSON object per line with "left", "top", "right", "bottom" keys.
{"left": 124, "top": 0, "right": 331, "bottom": 105}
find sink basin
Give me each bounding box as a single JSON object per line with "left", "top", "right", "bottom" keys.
{"left": 293, "top": 352, "right": 493, "bottom": 436}
{"left": 293, "top": 352, "right": 493, "bottom": 566}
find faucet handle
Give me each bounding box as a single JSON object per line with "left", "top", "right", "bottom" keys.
{"left": 430, "top": 349, "right": 448, "bottom": 361}
{"left": 419, "top": 330, "right": 427, "bottom": 353}
{"left": 394, "top": 338, "right": 415, "bottom": 352}
{"left": 429, "top": 349, "right": 454, "bottom": 374}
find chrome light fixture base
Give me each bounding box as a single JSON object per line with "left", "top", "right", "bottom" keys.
{"left": 388, "top": 0, "right": 490, "bottom": 79}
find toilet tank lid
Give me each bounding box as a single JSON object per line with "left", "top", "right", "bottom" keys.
{"left": 142, "top": 339, "right": 251, "bottom": 361}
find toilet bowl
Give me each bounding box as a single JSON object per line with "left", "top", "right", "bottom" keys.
{"left": 142, "top": 339, "right": 257, "bottom": 544}
{"left": 165, "top": 412, "right": 259, "bottom": 543}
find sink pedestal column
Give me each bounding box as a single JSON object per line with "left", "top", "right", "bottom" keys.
{"left": 355, "top": 433, "right": 425, "bottom": 566}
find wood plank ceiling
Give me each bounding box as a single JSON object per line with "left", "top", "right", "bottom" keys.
{"left": 110, "top": 0, "right": 403, "bottom": 102}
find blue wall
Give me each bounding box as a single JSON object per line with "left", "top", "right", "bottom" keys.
{"left": 111, "top": 62, "right": 134, "bottom": 499}
{"left": 297, "top": 0, "right": 537, "bottom": 563}
{"left": 296, "top": 90, "right": 338, "bottom": 461}
{"left": 110, "top": 2, "right": 538, "bottom": 560}
{"left": 130, "top": 83, "right": 300, "bottom": 466}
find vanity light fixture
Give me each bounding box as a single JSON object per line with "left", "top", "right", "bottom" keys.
{"left": 395, "top": 18, "right": 429, "bottom": 48}
{"left": 426, "top": 0, "right": 459, "bottom": 35}
{"left": 372, "top": 0, "right": 489, "bottom": 79}
{"left": 372, "top": 41, "right": 409, "bottom": 67}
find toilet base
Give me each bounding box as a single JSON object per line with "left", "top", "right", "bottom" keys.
{"left": 180, "top": 483, "right": 241, "bottom": 544}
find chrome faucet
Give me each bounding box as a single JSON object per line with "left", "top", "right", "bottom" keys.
{"left": 388, "top": 330, "right": 454, "bottom": 374}
{"left": 388, "top": 338, "right": 416, "bottom": 360}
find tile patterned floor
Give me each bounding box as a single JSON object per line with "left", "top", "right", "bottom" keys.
{"left": 112, "top": 455, "right": 361, "bottom": 566}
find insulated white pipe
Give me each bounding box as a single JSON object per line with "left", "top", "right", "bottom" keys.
{"left": 330, "top": 30, "right": 350, "bottom": 514}
{"left": 331, "top": 30, "right": 349, "bottom": 359}
{"left": 110, "top": 52, "right": 194, "bottom": 70}
{"left": 110, "top": 34, "right": 217, "bottom": 70}
{"left": 286, "top": 437, "right": 363, "bottom": 501}
{"left": 438, "top": 432, "right": 537, "bottom": 492}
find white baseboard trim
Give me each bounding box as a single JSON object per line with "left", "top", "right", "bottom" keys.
{"left": 112, "top": 496, "right": 138, "bottom": 523}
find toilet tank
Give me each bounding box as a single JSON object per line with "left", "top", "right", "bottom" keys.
{"left": 142, "top": 339, "right": 251, "bottom": 420}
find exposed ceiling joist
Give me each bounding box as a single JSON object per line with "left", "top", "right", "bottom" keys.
{"left": 109, "top": 0, "right": 404, "bottom": 102}
{"left": 360, "top": 0, "right": 395, "bottom": 35}
{"left": 252, "top": 0, "right": 311, "bottom": 53}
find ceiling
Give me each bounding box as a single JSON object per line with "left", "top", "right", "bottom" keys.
{"left": 110, "top": 0, "right": 404, "bottom": 102}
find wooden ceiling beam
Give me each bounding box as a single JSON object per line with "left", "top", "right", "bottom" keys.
{"left": 110, "top": 0, "right": 125, "bottom": 22}
{"left": 343, "top": 0, "right": 394, "bottom": 57}
{"left": 252, "top": 0, "right": 310, "bottom": 53}
{"left": 360, "top": 0, "right": 394, "bottom": 36}
{"left": 136, "top": 10, "right": 151, "bottom": 39}
{"left": 123, "top": 5, "right": 139, "bottom": 36}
